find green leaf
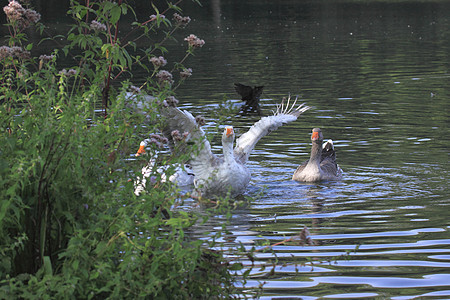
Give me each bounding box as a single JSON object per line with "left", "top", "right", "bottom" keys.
{"left": 110, "top": 6, "right": 122, "bottom": 24}
{"left": 103, "top": 1, "right": 114, "bottom": 11}
{"left": 229, "top": 262, "right": 244, "bottom": 271}
{"left": 43, "top": 256, "right": 53, "bottom": 276}
{"left": 72, "top": 259, "right": 79, "bottom": 271}
{"left": 0, "top": 199, "right": 12, "bottom": 222}
{"left": 120, "top": 3, "right": 128, "bottom": 15}
{"left": 94, "top": 241, "right": 108, "bottom": 255}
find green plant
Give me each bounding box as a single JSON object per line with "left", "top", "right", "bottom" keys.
{"left": 0, "top": 0, "right": 249, "bottom": 298}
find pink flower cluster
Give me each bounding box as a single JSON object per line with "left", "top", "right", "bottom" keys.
{"left": 3, "top": 0, "right": 40, "bottom": 27}
{"left": 24, "top": 7, "right": 40, "bottom": 23}
{"left": 184, "top": 34, "right": 205, "bottom": 48}
{"left": 171, "top": 130, "right": 189, "bottom": 142}
{"left": 0, "top": 45, "right": 30, "bottom": 60}
{"left": 39, "top": 54, "right": 55, "bottom": 62}
{"left": 163, "top": 96, "right": 178, "bottom": 107}
{"left": 156, "top": 70, "right": 173, "bottom": 85}
{"left": 129, "top": 85, "right": 141, "bottom": 94}
{"left": 148, "top": 133, "right": 168, "bottom": 149}
{"left": 90, "top": 20, "right": 107, "bottom": 32}
{"left": 173, "top": 13, "right": 191, "bottom": 27}
{"left": 3, "top": 0, "right": 24, "bottom": 22}
{"left": 150, "top": 56, "right": 167, "bottom": 68}
{"left": 59, "top": 68, "right": 78, "bottom": 76}
{"left": 195, "top": 115, "right": 205, "bottom": 126}
{"left": 149, "top": 14, "right": 165, "bottom": 22}
{"left": 179, "top": 68, "right": 192, "bottom": 79}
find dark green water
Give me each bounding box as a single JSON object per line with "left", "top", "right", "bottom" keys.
{"left": 14, "top": 0, "right": 449, "bottom": 298}
{"left": 174, "top": 1, "right": 449, "bottom": 298}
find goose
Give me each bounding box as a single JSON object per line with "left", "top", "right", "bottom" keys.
{"left": 234, "top": 83, "right": 264, "bottom": 115}
{"left": 161, "top": 96, "right": 310, "bottom": 198}
{"left": 292, "top": 128, "right": 343, "bottom": 182}
{"left": 133, "top": 139, "right": 195, "bottom": 196}
{"left": 124, "top": 92, "right": 155, "bottom": 115}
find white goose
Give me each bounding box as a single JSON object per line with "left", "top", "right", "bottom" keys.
{"left": 161, "top": 96, "right": 310, "bottom": 198}
{"left": 133, "top": 140, "right": 195, "bottom": 196}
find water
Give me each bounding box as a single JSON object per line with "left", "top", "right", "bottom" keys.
{"left": 172, "top": 1, "right": 450, "bottom": 298}
{"left": 21, "top": 0, "right": 450, "bottom": 298}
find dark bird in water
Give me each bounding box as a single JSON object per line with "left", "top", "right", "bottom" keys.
{"left": 234, "top": 83, "right": 264, "bottom": 115}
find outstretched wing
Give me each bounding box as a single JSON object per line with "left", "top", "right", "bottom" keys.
{"left": 234, "top": 96, "right": 310, "bottom": 164}
{"left": 234, "top": 83, "right": 254, "bottom": 101}
{"left": 161, "top": 106, "right": 219, "bottom": 179}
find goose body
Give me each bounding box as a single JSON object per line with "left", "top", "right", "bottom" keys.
{"left": 124, "top": 92, "right": 155, "bottom": 115}
{"left": 162, "top": 96, "right": 310, "bottom": 198}
{"left": 292, "top": 128, "right": 343, "bottom": 182}
{"left": 191, "top": 126, "right": 251, "bottom": 197}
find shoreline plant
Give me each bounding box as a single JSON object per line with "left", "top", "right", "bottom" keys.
{"left": 0, "top": 0, "right": 252, "bottom": 298}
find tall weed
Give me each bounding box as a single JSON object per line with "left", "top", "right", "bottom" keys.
{"left": 0, "top": 1, "right": 247, "bottom": 298}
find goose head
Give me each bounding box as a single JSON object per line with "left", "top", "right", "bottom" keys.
{"left": 222, "top": 126, "right": 235, "bottom": 143}
{"left": 221, "top": 126, "right": 236, "bottom": 161}
{"left": 311, "top": 128, "right": 324, "bottom": 144}
{"left": 135, "top": 140, "right": 147, "bottom": 156}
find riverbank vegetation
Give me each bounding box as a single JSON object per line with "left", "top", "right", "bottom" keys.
{"left": 0, "top": 0, "right": 252, "bottom": 298}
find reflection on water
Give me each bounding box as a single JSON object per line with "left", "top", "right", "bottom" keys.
{"left": 195, "top": 160, "right": 449, "bottom": 298}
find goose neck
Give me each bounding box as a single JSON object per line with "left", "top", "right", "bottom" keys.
{"left": 309, "top": 141, "right": 322, "bottom": 164}
{"left": 222, "top": 139, "right": 235, "bottom": 163}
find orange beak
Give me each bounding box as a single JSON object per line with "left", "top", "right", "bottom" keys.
{"left": 226, "top": 127, "right": 233, "bottom": 137}
{"left": 311, "top": 131, "right": 319, "bottom": 141}
{"left": 135, "top": 144, "right": 146, "bottom": 156}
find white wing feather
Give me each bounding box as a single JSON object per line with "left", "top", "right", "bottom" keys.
{"left": 161, "top": 106, "right": 219, "bottom": 183}
{"left": 234, "top": 96, "right": 310, "bottom": 163}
